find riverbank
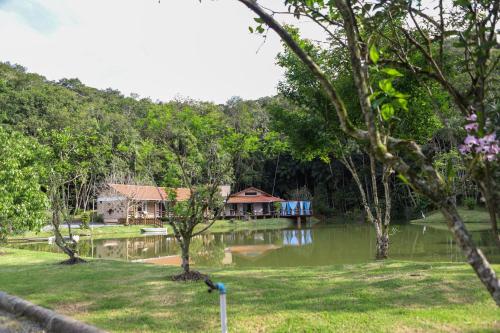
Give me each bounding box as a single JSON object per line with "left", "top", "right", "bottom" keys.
{"left": 207, "top": 217, "right": 314, "bottom": 233}
{"left": 7, "top": 225, "right": 172, "bottom": 242}
{"left": 411, "top": 207, "right": 492, "bottom": 231}
{"left": 8, "top": 218, "right": 304, "bottom": 242}
{"left": 0, "top": 247, "right": 498, "bottom": 332}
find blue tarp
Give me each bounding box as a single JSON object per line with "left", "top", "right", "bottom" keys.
{"left": 288, "top": 201, "right": 298, "bottom": 215}
{"left": 302, "top": 201, "right": 311, "bottom": 214}
{"left": 280, "top": 202, "right": 289, "bottom": 215}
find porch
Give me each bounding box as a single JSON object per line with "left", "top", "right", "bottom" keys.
{"left": 223, "top": 201, "right": 313, "bottom": 219}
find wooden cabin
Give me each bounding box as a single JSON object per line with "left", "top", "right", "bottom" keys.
{"left": 223, "top": 187, "right": 285, "bottom": 218}
{"left": 222, "top": 187, "right": 314, "bottom": 220}
{"left": 97, "top": 183, "right": 231, "bottom": 224}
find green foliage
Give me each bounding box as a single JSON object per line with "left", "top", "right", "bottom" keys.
{"left": 463, "top": 197, "right": 476, "bottom": 211}
{"left": 0, "top": 127, "right": 48, "bottom": 241}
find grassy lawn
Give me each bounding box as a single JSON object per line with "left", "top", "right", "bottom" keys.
{"left": 205, "top": 218, "right": 310, "bottom": 233}
{"left": 8, "top": 218, "right": 303, "bottom": 242}
{"left": 411, "top": 207, "right": 492, "bottom": 232}
{"left": 8, "top": 225, "right": 173, "bottom": 241}
{"left": 0, "top": 248, "right": 498, "bottom": 332}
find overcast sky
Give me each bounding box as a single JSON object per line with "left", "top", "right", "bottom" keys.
{"left": 0, "top": 0, "right": 302, "bottom": 104}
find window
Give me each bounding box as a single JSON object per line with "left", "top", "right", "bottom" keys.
{"left": 138, "top": 201, "right": 148, "bottom": 212}
{"left": 244, "top": 191, "right": 257, "bottom": 196}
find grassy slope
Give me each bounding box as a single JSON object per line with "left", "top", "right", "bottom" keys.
{"left": 411, "top": 207, "right": 491, "bottom": 231}
{"left": 0, "top": 248, "right": 498, "bottom": 332}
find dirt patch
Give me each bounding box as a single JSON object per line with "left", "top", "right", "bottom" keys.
{"left": 59, "top": 257, "right": 87, "bottom": 265}
{"left": 171, "top": 270, "right": 208, "bottom": 282}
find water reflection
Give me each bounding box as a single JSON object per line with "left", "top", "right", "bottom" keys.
{"left": 14, "top": 224, "right": 500, "bottom": 268}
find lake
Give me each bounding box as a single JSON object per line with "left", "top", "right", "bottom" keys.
{"left": 14, "top": 223, "right": 500, "bottom": 268}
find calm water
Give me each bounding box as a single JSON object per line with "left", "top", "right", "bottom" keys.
{"left": 14, "top": 223, "right": 500, "bottom": 268}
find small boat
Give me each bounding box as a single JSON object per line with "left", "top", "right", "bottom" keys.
{"left": 48, "top": 235, "right": 80, "bottom": 244}
{"left": 140, "top": 228, "right": 167, "bottom": 235}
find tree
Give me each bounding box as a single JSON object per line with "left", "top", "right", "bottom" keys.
{"left": 145, "top": 104, "right": 233, "bottom": 280}
{"left": 235, "top": 0, "right": 500, "bottom": 304}
{"left": 271, "top": 35, "right": 398, "bottom": 259}
{"left": 0, "top": 127, "right": 48, "bottom": 243}
{"left": 44, "top": 129, "right": 96, "bottom": 264}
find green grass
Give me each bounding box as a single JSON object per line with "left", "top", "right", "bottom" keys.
{"left": 0, "top": 248, "right": 498, "bottom": 332}
{"left": 9, "top": 218, "right": 304, "bottom": 242}
{"left": 8, "top": 225, "right": 173, "bottom": 241}
{"left": 203, "top": 218, "right": 310, "bottom": 233}
{"left": 411, "top": 207, "right": 492, "bottom": 231}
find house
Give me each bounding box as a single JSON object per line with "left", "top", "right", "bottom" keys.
{"left": 223, "top": 187, "right": 314, "bottom": 220}
{"left": 97, "top": 183, "right": 231, "bottom": 224}
{"left": 223, "top": 187, "right": 285, "bottom": 218}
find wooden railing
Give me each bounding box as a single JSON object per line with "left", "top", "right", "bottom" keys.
{"left": 118, "top": 218, "right": 164, "bottom": 227}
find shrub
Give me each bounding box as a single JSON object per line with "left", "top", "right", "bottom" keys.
{"left": 464, "top": 197, "right": 476, "bottom": 210}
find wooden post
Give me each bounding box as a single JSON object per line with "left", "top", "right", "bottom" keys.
{"left": 125, "top": 200, "right": 130, "bottom": 226}
{"left": 297, "top": 216, "right": 301, "bottom": 228}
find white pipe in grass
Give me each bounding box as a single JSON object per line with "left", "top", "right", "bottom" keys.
{"left": 216, "top": 283, "right": 227, "bottom": 333}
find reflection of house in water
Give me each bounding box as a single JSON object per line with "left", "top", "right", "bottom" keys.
{"left": 283, "top": 229, "right": 313, "bottom": 246}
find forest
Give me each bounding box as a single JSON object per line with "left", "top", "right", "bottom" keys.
{"left": 0, "top": 50, "right": 479, "bottom": 222}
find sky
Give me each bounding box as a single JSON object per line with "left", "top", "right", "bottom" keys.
{"left": 0, "top": 0, "right": 304, "bottom": 104}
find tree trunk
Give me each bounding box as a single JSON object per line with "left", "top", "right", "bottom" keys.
{"left": 181, "top": 239, "right": 190, "bottom": 274}
{"left": 441, "top": 201, "right": 500, "bottom": 305}
{"left": 477, "top": 164, "right": 500, "bottom": 247}
{"left": 376, "top": 232, "right": 389, "bottom": 260}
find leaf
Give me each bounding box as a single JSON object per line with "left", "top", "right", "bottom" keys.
{"left": 378, "top": 79, "right": 395, "bottom": 94}
{"left": 369, "top": 44, "right": 379, "bottom": 64}
{"left": 381, "top": 68, "right": 403, "bottom": 77}
{"left": 395, "top": 98, "right": 408, "bottom": 111}
{"left": 254, "top": 18, "right": 264, "bottom": 24}
{"left": 371, "top": 96, "right": 386, "bottom": 110}
{"left": 248, "top": 26, "right": 254, "bottom": 33}
{"left": 381, "top": 103, "right": 395, "bottom": 121}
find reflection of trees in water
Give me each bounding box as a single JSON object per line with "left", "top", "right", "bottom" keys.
{"left": 12, "top": 225, "right": 500, "bottom": 266}
{"left": 189, "top": 235, "right": 226, "bottom": 267}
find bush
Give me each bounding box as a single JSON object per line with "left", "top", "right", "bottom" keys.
{"left": 93, "top": 213, "right": 104, "bottom": 223}
{"left": 463, "top": 197, "right": 476, "bottom": 210}
{"left": 80, "top": 211, "right": 91, "bottom": 228}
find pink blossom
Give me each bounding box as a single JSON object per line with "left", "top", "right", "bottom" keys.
{"left": 490, "top": 143, "right": 499, "bottom": 154}
{"left": 464, "top": 135, "right": 479, "bottom": 146}
{"left": 486, "top": 154, "right": 497, "bottom": 162}
{"left": 475, "top": 145, "right": 489, "bottom": 153}
{"left": 466, "top": 114, "right": 478, "bottom": 121}
{"left": 458, "top": 144, "right": 470, "bottom": 154}
{"left": 483, "top": 133, "right": 496, "bottom": 143}
{"left": 464, "top": 122, "right": 478, "bottom": 132}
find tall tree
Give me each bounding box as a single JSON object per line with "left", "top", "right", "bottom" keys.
{"left": 235, "top": 0, "right": 500, "bottom": 304}
{"left": 145, "top": 104, "right": 233, "bottom": 280}
{"left": 0, "top": 127, "right": 48, "bottom": 243}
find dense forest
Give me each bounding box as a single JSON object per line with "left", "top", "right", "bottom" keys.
{"left": 0, "top": 56, "right": 485, "bottom": 223}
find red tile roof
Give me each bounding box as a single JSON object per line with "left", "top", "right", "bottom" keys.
{"left": 226, "top": 187, "right": 284, "bottom": 204}
{"left": 108, "top": 184, "right": 191, "bottom": 201}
